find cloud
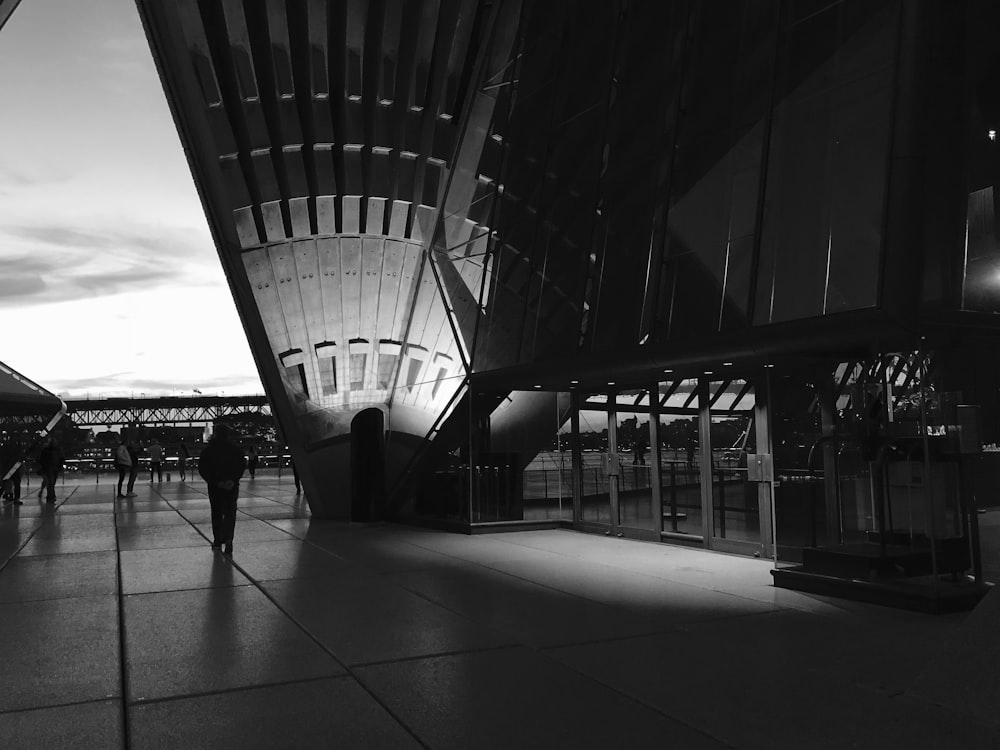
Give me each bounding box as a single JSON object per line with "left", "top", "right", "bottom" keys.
{"left": 0, "top": 274, "right": 47, "bottom": 299}
{"left": 0, "top": 163, "right": 70, "bottom": 193}
{"left": 49, "top": 372, "right": 263, "bottom": 398}
{"left": 4, "top": 222, "right": 212, "bottom": 259}
{"left": 0, "top": 220, "right": 221, "bottom": 307}
{"left": 6, "top": 225, "right": 116, "bottom": 249}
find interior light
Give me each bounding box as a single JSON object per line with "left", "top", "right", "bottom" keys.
{"left": 570, "top": 380, "right": 579, "bottom": 385}
{"left": 608, "top": 381, "right": 616, "bottom": 386}
{"left": 663, "top": 369, "right": 673, "bottom": 373}
{"left": 765, "top": 363, "right": 775, "bottom": 368}
{"left": 723, "top": 362, "right": 733, "bottom": 366}
{"left": 990, "top": 129, "right": 997, "bottom": 142}
{"left": 704, "top": 371, "right": 713, "bottom": 375}
{"left": 533, "top": 384, "right": 542, "bottom": 389}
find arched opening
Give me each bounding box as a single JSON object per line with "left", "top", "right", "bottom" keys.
{"left": 350, "top": 408, "right": 385, "bottom": 521}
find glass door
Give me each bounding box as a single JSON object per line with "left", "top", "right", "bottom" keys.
{"left": 577, "top": 401, "right": 614, "bottom": 529}
{"left": 707, "top": 377, "right": 768, "bottom": 555}
{"left": 616, "top": 397, "right": 657, "bottom": 539}
{"left": 656, "top": 379, "right": 705, "bottom": 539}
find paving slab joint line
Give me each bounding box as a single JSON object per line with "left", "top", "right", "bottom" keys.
{"left": 112, "top": 497, "right": 133, "bottom": 750}
{"left": 361, "top": 536, "right": 753, "bottom": 750}
{"left": 544, "top": 647, "right": 740, "bottom": 750}
{"left": 0, "top": 695, "right": 122, "bottom": 717}
{"left": 126, "top": 672, "right": 354, "bottom": 708}
{"left": 0, "top": 485, "right": 79, "bottom": 572}
{"left": 391, "top": 543, "right": 743, "bottom": 748}
{"left": 350, "top": 642, "right": 520, "bottom": 670}
{"left": 394, "top": 537, "right": 721, "bottom": 619}
{"left": 228, "top": 559, "right": 433, "bottom": 750}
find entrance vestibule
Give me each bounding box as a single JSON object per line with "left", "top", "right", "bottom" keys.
{"left": 568, "top": 376, "right": 773, "bottom": 557}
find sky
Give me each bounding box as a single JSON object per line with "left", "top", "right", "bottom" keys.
{"left": 0, "top": 0, "right": 263, "bottom": 399}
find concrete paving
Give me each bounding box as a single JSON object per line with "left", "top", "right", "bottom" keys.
{"left": 1, "top": 474, "right": 998, "bottom": 748}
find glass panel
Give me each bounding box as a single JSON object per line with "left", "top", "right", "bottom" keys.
{"left": 662, "top": 3, "right": 775, "bottom": 338}
{"left": 657, "top": 380, "right": 703, "bottom": 537}
{"left": 616, "top": 412, "right": 655, "bottom": 531}
{"left": 771, "top": 355, "right": 978, "bottom": 583}
{"left": 771, "top": 370, "right": 824, "bottom": 556}
{"left": 754, "top": 1, "right": 897, "bottom": 324}
{"left": 468, "top": 390, "right": 572, "bottom": 523}
{"left": 522, "top": 392, "right": 573, "bottom": 521}
{"left": 709, "top": 380, "right": 759, "bottom": 543}
{"left": 962, "top": 187, "right": 1000, "bottom": 311}
{"left": 579, "top": 407, "right": 612, "bottom": 525}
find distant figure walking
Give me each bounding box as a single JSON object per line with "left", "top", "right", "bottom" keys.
{"left": 632, "top": 432, "right": 647, "bottom": 465}
{"left": 148, "top": 440, "right": 164, "bottom": 482}
{"left": 291, "top": 459, "right": 301, "bottom": 493}
{"left": 246, "top": 445, "right": 258, "bottom": 479}
{"left": 115, "top": 437, "right": 132, "bottom": 497}
{"left": 685, "top": 421, "right": 697, "bottom": 467}
{"left": 38, "top": 437, "right": 64, "bottom": 504}
{"left": 178, "top": 441, "right": 190, "bottom": 481}
{"left": 126, "top": 441, "right": 139, "bottom": 497}
{"left": 198, "top": 424, "right": 246, "bottom": 556}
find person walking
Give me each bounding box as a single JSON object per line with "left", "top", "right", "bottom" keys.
{"left": 115, "top": 436, "right": 132, "bottom": 497}
{"left": 246, "top": 445, "right": 258, "bottom": 479}
{"left": 38, "top": 437, "right": 64, "bottom": 504}
{"left": 126, "top": 440, "right": 140, "bottom": 497}
{"left": 198, "top": 424, "right": 246, "bottom": 556}
{"left": 148, "top": 439, "right": 164, "bottom": 482}
{"left": 178, "top": 441, "right": 190, "bottom": 481}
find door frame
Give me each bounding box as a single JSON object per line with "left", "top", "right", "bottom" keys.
{"left": 571, "top": 374, "right": 774, "bottom": 554}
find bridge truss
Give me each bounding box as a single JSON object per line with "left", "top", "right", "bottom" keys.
{"left": 61, "top": 395, "right": 271, "bottom": 427}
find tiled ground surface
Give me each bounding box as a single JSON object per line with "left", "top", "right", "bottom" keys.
{"left": 1, "top": 474, "right": 998, "bottom": 748}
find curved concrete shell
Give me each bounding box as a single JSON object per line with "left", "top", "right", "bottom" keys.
{"left": 138, "top": 0, "right": 523, "bottom": 518}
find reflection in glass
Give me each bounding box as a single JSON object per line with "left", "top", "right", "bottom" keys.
{"left": 616, "top": 411, "right": 655, "bottom": 531}
{"left": 578, "top": 408, "right": 612, "bottom": 525}
{"left": 657, "top": 380, "right": 703, "bottom": 537}
{"left": 709, "top": 380, "right": 758, "bottom": 543}
{"left": 468, "top": 390, "right": 572, "bottom": 523}
{"left": 754, "top": 2, "right": 896, "bottom": 324}
{"left": 962, "top": 187, "right": 1000, "bottom": 312}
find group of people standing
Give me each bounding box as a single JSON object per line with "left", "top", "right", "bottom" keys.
{"left": 1, "top": 435, "right": 65, "bottom": 505}
{"left": 113, "top": 438, "right": 193, "bottom": 497}
{"left": 113, "top": 428, "right": 262, "bottom": 557}
{"left": 113, "top": 438, "right": 177, "bottom": 496}
{"left": 3, "top": 427, "right": 297, "bottom": 560}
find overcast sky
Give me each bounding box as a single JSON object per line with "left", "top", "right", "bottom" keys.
{"left": 0, "top": 0, "right": 262, "bottom": 399}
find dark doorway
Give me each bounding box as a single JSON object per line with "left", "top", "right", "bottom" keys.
{"left": 351, "top": 408, "right": 385, "bottom": 521}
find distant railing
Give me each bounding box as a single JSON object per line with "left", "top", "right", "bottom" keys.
{"left": 47, "top": 454, "right": 297, "bottom": 484}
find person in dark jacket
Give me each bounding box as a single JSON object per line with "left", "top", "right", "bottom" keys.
{"left": 246, "top": 445, "right": 258, "bottom": 479}
{"left": 125, "top": 440, "right": 140, "bottom": 497}
{"left": 177, "top": 441, "right": 190, "bottom": 481}
{"left": 115, "top": 436, "right": 132, "bottom": 498}
{"left": 38, "top": 437, "right": 64, "bottom": 503}
{"left": 198, "top": 424, "right": 247, "bottom": 556}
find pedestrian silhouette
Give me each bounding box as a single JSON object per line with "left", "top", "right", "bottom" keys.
{"left": 38, "top": 437, "right": 64, "bottom": 503}
{"left": 115, "top": 436, "right": 132, "bottom": 497}
{"left": 126, "top": 440, "right": 139, "bottom": 496}
{"left": 178, "top": 441, "right": 190, "bottom": 481}
{"left": 247, "top": 445, "right": 258, "bottom": 479}
{"left": 148, "top": 439, "right": 164, "bottom": 482}
{"left": 198, "top": 424, "right": 246, "bottom": 556}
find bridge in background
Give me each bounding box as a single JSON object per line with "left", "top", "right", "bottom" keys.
{"left": 62, "top": 395, "right": 270, "bottom": 427}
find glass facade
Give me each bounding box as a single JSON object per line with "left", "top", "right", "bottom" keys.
{"left": 140, "top": 0, "right": 997, "bottom": 605}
